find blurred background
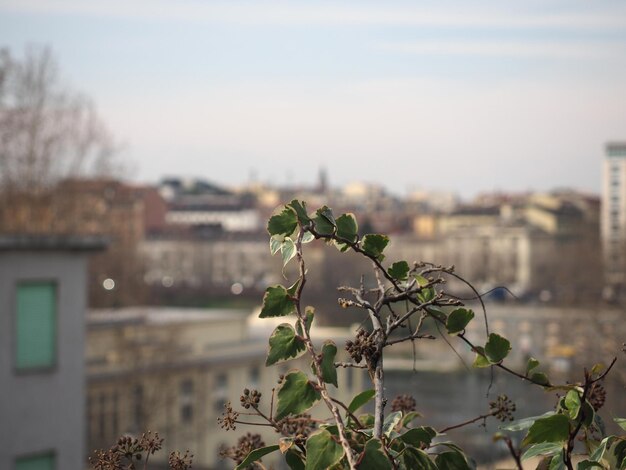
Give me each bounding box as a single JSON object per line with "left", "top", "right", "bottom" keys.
{"left": 1, "top": 1, "right": 626, "bottom": 468}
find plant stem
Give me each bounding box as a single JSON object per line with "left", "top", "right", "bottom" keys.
{"left": 295, "top": 228, "right": 357, "bottom": 470}
{"left": 373, "top": 356, "right": 385, "bottom": 439}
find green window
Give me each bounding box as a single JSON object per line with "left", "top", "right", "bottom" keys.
{"left": 15, "top": 282, "right": 57, "bottom": 371}
{"left": 15, "top": 453, "right": 55, "bottom": 470}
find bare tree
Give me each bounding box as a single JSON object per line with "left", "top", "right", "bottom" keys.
{"left": 0, "top": 45, "right": 119, "bottom": 195}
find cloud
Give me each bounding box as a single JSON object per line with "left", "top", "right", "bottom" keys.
{"left": 4, "top": 0, "right": 626, "bottom": 32}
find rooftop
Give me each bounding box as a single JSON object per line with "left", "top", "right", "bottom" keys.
{"left": 87, "top": 306, "right": 249, "bottom": 327}
{"left": 0, "top": 234, "right": 108, "bottom": 252}
{"left": 606, "top": 142, "right": 626, "bottom": 157}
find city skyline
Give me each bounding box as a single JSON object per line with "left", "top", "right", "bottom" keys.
{"left": 1, "top": 0, "right": 626, "bottom": 197}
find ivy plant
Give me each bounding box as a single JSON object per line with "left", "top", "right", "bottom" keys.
{"left": 90, "top": 200, "right": 625, "bottom": 470}
{"left": 215, "top": 201, "right": 625, "bottom": 470}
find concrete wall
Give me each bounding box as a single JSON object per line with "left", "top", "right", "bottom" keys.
{"left": 0, "top": 251, "right": 88, "bottom": 470}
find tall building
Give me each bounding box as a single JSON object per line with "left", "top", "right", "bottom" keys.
{"left": 601, "top": 142, "right": 626, "bottom": 298}
{"left": 0, "top": 235, "right": 105, "bottom": 470}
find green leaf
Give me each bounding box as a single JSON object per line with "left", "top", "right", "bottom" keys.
{"left": 301, "top": 231, "right": 315, "bottom": 243}
{"left": 383, "top": 411, "right": 403, "bottom": 437}
{"left": 526, "top": 357, "right": 540, "bottom": 375}
{"left": 358, "top": 438, "right": 392, "bottom": 470}
{"left": 415, "top": 275, "right": 435, "bottom": 302}
{"left": 270, "top": 236, "right": 283, "bottom": 255}
{"left": 388, "top": 261, "right": 410, "bottom": 281}
{"left": 286, "top": 278, "right": 300, "bottom": 296}
{"left": 348, "top": 389, "right": 376, "bottom": 414}
{"left": 361, "top": 234, "right": 389, "bottom": 261}
{"left": 484, "top": 333, "right": 511, "bottom": 363}
{"left": 235, "top": 445, "right": 280, "bottom": 470}
{"left": 614, "top": 442, "right": 626, "bottom": 469}
{"left": 259, "top": 285, "right": 296, "bottom": 318}
{"left": 501, "top": 412, "right": 556, "bottom": 432}
{"left": 564, "top": 390, "right": 581, "bottom": 420}
{"left": 549, "top": 451, "right": 566, "bottom": 470}
{"left": 615, "top": 418, "right": 626, "bottom": 431}
{"left": 472, "top": 346, "right": 491, "bottom": 368}
{"left": 266, "top": 324, "right": 306, "bottom": 366}
{"left": 531, "top": 372, "right": 551, "bottom": 386}
{"left": 590, "top": 436, "right": 616, "bottom": 462}
{"left": 590, "top": 362, "right": 605, "bottom": 376}
{"left": 398, "top": 426, "right": 437, "bottom": 448}
{"left": 359, "top": 414, "right": 375, "bottom": 427}
{"left": 401, "top": 447, "right": 438, "bottom": 470}
{"left": 285, "top": 449, "right": 305, "bottom": 470}
{"left": 401, "top": 411, "right": 423, "bottom": 427}
{"left": 313, "top": 206, "right": 336, "bottom": 236}
{"left": 593, "top": 413, "right": 606, "bottom": 437}
{"left": 281, "top": 237, "right": 297, "bottom": 267}
{"left": 521, "top": 442, "right": 564, "bottom": 461}
{"left": 288, "top": 200, "right": 311, "bottom": 225}
{"left": 296, "top": 306, "right": 315, "bottom": 337}
{"left": 320, "top": 341, "right": 338, "bottom": 387}
{"left": 336, "top": 213, "right": 358, "bottom": 243}
{"left": 577, "top": 461, "right": 604, "bottom": 469}
{"left": 522, "top": 414, "right": 570, "bottom": 447}
{"left": 305, "top": 429, "right": 344, "bottom": 470}
{"left": 279, "top": 437, "right": 295, "bottom": 454}
{"left": 268, "top": 207, "right": 298, "bottom": 237}
{"left": 275, "top": 371, "right": 321, "bottom": 420}
{"left": 446, "top": 308, "right": 475, "bottom": 335}
{"left": 320, "top": 424, "right": 339, "bottom": 436}
{"left": 435, "top": 451, "right": 472, "bottom": 470}
{"left": 426, "top": 305, "right": 451, "bottom": 322}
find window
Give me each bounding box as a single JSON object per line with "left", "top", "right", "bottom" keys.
{"left": 15, "top": 282, "right": 57, "bottom": 371}
{"left": 249, "top": 367, "right": 260, "bottom": 389}
{"left": 112, "top": 392, "right": 119, "bottom": 437}
{"left": 180, "top": 379, "right": 194, "bottom": 423}
{"left": 132, "top": 385, "right": 144, "bottom": 431}
{"left": 99, "top": 393, "right": 107, "bottom": 439}
{"left": 213, "top": 372, "right": 228, "bottom": 413}
{"left": 15, "top": 452, "right": 55, "bottom": 470}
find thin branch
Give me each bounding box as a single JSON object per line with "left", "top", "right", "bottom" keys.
{"left": 330, "top": 397, "right": 365, "bottom": 429}
{"left": 438, "top": 411, "right": 495, "bottom": 434}
{"left": 384, "top": 333, "right": 435, "bottom": 346}
{"left": 447, "top": 285, "right": 518, "bottom": 301}
{"left": 444, "top": 270, "right": 490, "bottom": 336}
{"left": 233, "top": 420, "right": 277, "bottom": 427}
{"left": 334, "top": 362, "right": 368, "bottom": 369}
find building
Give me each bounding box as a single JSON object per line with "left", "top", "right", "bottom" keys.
{"left": 0, "top": 235, "right": 105, "bottom": 470}
{"left": 159, "top": 178, "right": 262, "bottom": 233}
{"left": 602, "top": 142, "right": 626, "bottom": 299}
{"left": 140, "top": 232, "right": 277, "bottom": 296}
{"left": 86, "top": 306, "right": 364, "bottom": 469}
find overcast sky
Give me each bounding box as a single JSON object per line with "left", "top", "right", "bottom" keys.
{"left": 1, "top": 0, "right": 626, "bottom": 197}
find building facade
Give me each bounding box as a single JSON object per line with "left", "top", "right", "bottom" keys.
{"left": 0, "top": 235, "right": 104, "bottom": 470}
{"left": 86, "top": 306, "right": 364, "bottom": 469}
{"left": 602, "top": 142, "right": 626, "bottom": 298}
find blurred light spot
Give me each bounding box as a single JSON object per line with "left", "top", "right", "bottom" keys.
{"left": 162, "top": 276, "right": 174, "bottom": 287}
{"left": 231, "top": 282, "right": 243, "bottom": 295}
{"left": 539, "top": 290, "right": 552, "bottom": 302}
{"left": 103, "top": 278, "right": 115, "bottom": 290}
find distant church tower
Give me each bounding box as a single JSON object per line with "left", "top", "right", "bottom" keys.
{"left": 317, "top": 167, "right": 328, "bottom": 194}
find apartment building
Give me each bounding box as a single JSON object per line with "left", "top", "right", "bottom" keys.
{"left": 602, "top": 142, "right": 626, "bottom": 298}
{"left": 0, "top": 235, "right": 104, "bottom": 470}
{"left": 86, "top": 306, "right": 364, "bottom": 469}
